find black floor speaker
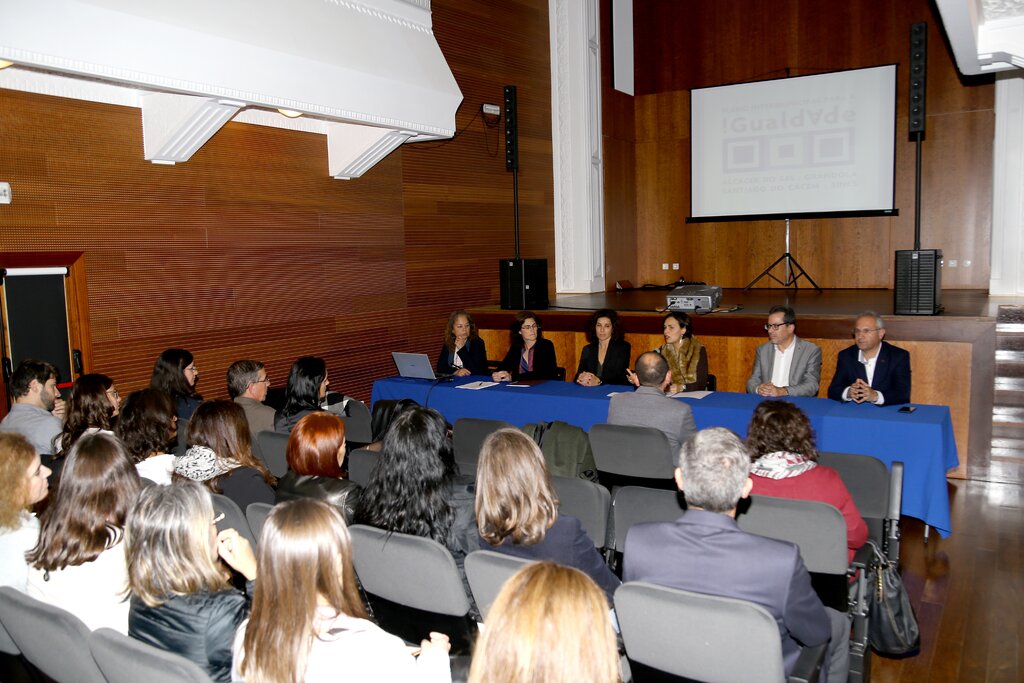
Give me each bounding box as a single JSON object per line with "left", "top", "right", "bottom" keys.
{"left": 894, "top": 249, "right": 942, "bottom": 315}
{"left": 499, "top": 258, "right": 548, "bottom": 310}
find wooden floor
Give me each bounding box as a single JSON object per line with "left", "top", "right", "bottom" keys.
{"left": 872, "top": 478, "right": 1022, "bottom": 682}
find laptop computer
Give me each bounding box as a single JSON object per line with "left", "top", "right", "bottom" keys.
{"left": 392, "top": 352, "right": 452, "bottom": 381}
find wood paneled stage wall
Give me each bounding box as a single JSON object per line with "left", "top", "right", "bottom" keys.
{"left": 0, "top": 0, "right": 554, "bottom": 405}
{"left": 602, "top": 0, "right": 995, "bottom": 290}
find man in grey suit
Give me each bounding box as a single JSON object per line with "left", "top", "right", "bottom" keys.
{"left": 607, "top": 352, "right": 697, "bottom": 453}
{"left": 746, "top": 305, "right": 822, "bottom": 397}
{"left": 228, "top": 359, "right": 275, "bottom": 440}
{"left": 624, "top": 428, "right": 848, "bottom": 683}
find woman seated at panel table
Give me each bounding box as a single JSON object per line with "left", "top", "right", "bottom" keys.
{"left": 436, "top": 309, "right": 489, "bottom": 377}
{"left": 574, "top": 309, "right": 631, "bottom": 387}
{"left": 746, "top": 400, "right": 868, "bottom": 562}
{"left": 492, "top": 311, "right": 559, "bottom": 382}
{"left": 654, "top": 311, "right": 708, "bottom": 393}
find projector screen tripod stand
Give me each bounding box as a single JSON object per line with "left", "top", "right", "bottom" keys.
{"left": 744, "top": 218, "right": 822, "bottom": 291}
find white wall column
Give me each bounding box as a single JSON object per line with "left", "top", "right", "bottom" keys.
{"left": 549, "top": 0, "right": 605, "bottom": 293}
{"left": 990, "top": 72, "right": 1024, "bottom": 295}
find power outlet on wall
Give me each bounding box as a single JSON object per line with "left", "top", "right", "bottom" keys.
{"left": 0, "top": 182, "right": 11, "bottom": 204}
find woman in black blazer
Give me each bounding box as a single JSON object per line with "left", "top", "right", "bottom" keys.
{"left": 436, "top": 309, "right": 489, "bottom": 376}
{"left": 574, "top": 308, "right": 631, "bottom": 386}
{"left": 492, "top": 311, "right": 559, "bottom": 382}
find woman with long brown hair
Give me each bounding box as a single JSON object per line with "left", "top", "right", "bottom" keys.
{"left": 54, "top": 372, "right": 120, "bottom": 455}
{"left": 0, "top": 432, "right": 51, "bottom": 591}
{"left": 26, "top": 432, "right": 142, "bottom": 633}
{"left": 276, "top": 411, "right": 361, "bottom": 522}
{"left": 436, "top": 309, "right": 488, "bottom": 377}
{"left": 174, "top": 400, "right": 276, "bottom": 510}
{"left": 232, "top": 498, "right": 451, "bottom": 682}
{"left": 116, "top": 388, "right": 178, "bottom": 485}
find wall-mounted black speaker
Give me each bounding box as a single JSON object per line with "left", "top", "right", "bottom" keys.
{"left": 500, "top": 258, "right": 547, "bottom": 310}
{"left": 909, "top": 22, "right": 928, "bottom": 135}
{"left": 894, "top": 249, "right": 942, "bottom": 315}
{"left": 504, "top": 85, "right": 519, "bottom": 171}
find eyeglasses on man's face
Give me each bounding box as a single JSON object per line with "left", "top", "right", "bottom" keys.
{"left": 764, "top": 322, "right": 790, "bottom": 331}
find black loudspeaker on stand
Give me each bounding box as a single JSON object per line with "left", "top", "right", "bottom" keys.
{"left": 500, "top": 258, "right": 548, "bottom": 310}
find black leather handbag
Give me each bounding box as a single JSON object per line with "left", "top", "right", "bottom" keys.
{"left": 866, "top": 540, "right": 920, "bottom": 655}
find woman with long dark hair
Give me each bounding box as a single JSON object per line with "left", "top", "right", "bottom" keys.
{"left": 233, "top": 498, "right": 451, "bottom": 682}
{"left": 151, "top": 348, "right": 202, "bottom": 420}
{"left": 746, "top": 400, "right": 868, "bottom": 561}
{"left": 492, "top": 311, "right": 559, "bottom": 382}
{"left": 26, "top": 432, "right": 142, "bottom": 633}
{"left": 175, "top": 400, "right": 276, "bottom": 510}
{"left": 276, "top": 412, "right": 361, "bottom": 522}
{"left": 436, "top": 309, "right": 488, "bottom": 377}
{"left": 55, "top": 372, "right": 120, "bottom": 455}
{"left": 366, "top": 398, "right": 419, "bottom": 452}
{"left": 116, "top": 388, "right": 178, "bottom": 485}
{"left": 574, "top": 308, "right": 631, "bottom": 387}
{"left": 274, "top": 356, "right": 329, "bottom": 434}
{"left": 0, "top": 433, "right": 51, "bottom": 591}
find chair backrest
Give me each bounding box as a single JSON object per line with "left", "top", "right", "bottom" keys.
{"left": 0, "top": 615, "right": 19, "bottom": 656}
{"left": 346, "top": 447, "right": 377, "bottom": 486}
{"left": 464, "top": 550, "right": 534, "bottom": 620}
{"left": 817, "top": 451, "right": 891, "bottom": 545}
{"left": 588, "top": 423, "right": 675, "bottom": 480}
{"left": 453, "top": 417, "right": 514, "bottom": 468}
{"left": 736, "top": 495, "right": 848, "bottom": 575}
{"left": 611, "top": 486, "right": 684, "bottom": 554}
{"left": 0, "top": 586, "right": 106, "bottom": 683}
{"left": 173, "top": 418, "right": 189, "bottom": 456}
{"left": 255, "top": 430, "right": 290, "bottom": 478}
{"left": 211, "top": 493, "right": 258, "bottom": 549}
{"left": 551, "top": 474, "right": 611, "bottom": 548}
{"left": 245, "top": 502, "right": 273, "bottom": 543}
{"left": 615, "top": 581, "right": 787, "bottom": 683}
{"left": 89, "top": 628, "right": 213, "bottom": 683}
{"left": 328, "top": 396, "right": 373, "bottom": 444}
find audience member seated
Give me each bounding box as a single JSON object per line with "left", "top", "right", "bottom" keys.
{"left": 151, "top": 348, "right": 203, "bottom": 420}
{"left": 356, "top": 406, "right": 478, "bottom": 572}
{"left": 274, "top": 356, "right": 330, "bottom": 434}
{"left": 52, "top": 373, "right": 120, "bottom": 480}
{"left": 26, "top": 433, "right": 142, "bottom": 633}
{"left": 437, "top": 309, "right": 489, "bottom": 377}
{"left": 227, "top": 360, "right": 276, "bottom": 441}
{"left": 574, "top": 308, "right": 632, "bottom": 387}
{"left": 827, "top": 311, "right": 912, "bottom": 406}
{"left": 492, "top": 311, "right": 559, "bottom": 382}
{"left": 467, "top": 562, "right": 619, "bottom": 683}
{"left": 475, "top": 428, "right": 619, "bottom": 601}
{"left": 623, "top": 428, "right": 849, "bottom": 683}
{"left": 175, "top": 400, "right": 277, "bottom": 510}
{"left": 366, "top": 398, "right": 419, "bottom": 452}
{"left": 0, "top": 359, "right": 64, "bottom": 459}
{"left": 746, "top": 305, "right": 823, "bottom": 397}
{"left": 233, "top": 498, "right": 452, "bottom": 682}
{"left": 656, "top": 311, "right": 708, "bottom": 393}
{"left": 608, "top": 352, "right": 697, "bottom": 454}
{"left": 746, "top": 400, "right": 868, "bottom": 562}
{"left": 276, "top": 412, "right": 361, "bottom": 522}
{"left": 127, "top": 482, "right": 256, "bottom": 683}
{"left": 0, "top": 433, "right": 50, "bottom": 592}
{"left": 117, "top": 388, "right": 179, "bottom": 485}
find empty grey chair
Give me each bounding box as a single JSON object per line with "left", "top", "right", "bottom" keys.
{"left": 551, "top": 474, "right": 611, "bottom": 549}
{"left": 464, "top": 550, "right": 534, "bottom": 620}
{"left": 246, "top": 502, "right": 273, "bottom": 542}
{"left": 735, "top": 495, "right": 849, "bottom": 576}
{"left": 615, "top": 581, "right": 826, "bottom": 683}
{"left": 588, "top": 423, "right": 675, "bottom": 480}
{"left": 255, "top": 430, "right": 289, "bottom": 477}
{"left": 89, "top": 628, "right": 213, "bottom": 683}
{"left": 211, "top": 493, "right": 258, "bottom": 549}
{"left": 331, "top": 397, "right": 372, "bottom": 444}
{"left": 453, "top": 418, "right": 514, "bottom": 469}
{"left": 348, "top": 524, "right": 475, "bottom": 653}
{"left": 610, "top": 485, "right": 684, "bottom": 559}
{"left": 817, "top": 452, "right": 904, "bottom": 561}
{"left": 0, "top": 586, "right": 106, "bottom": 683}
{"left": 346, "top": 447, "right": 377, "bottom": 486}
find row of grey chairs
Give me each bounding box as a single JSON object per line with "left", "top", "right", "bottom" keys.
{"left": 0, "top": 587, "right": 213, "bottom": 683}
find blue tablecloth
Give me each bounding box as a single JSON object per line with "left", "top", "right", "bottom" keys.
{"left": 372, "top": 376, "right": 960, "bottom": 536}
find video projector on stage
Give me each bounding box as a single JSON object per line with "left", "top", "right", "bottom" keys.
{"left": 667, "top": 285, "right": 722, "bottom": 312}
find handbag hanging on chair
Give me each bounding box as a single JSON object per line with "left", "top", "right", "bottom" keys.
{"left": 866, "top": 540, "right": 920, "bottom": 656}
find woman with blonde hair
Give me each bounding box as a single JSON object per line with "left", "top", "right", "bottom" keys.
{"left": 0, "top": 432, "right": 51, "bottom": 591}
{"left": 232, "top": 497, "right": 451, "bottom": 682}
{"left": 468, "top": 562, "right": 620, "bottom": 683}
{"left": 475, "top": 428, "right": 619, "bottom": 600}
{"left": 126, "top": 481, "right": 256, "bottom": 683}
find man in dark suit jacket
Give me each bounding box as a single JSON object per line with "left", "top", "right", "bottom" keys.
{"left": 746, "top": 305, "right": 822, "bottom": 397}
{"left": 827, "top": 312, "right": 911, "bottom": 405}
{"left": 624, "top": 428, "right": 848, "bottom": 683}
{"left": 607, "top": 352, "right": 697, "bottom": 454}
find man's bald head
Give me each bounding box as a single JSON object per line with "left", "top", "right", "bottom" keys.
{"left": 635, "top": 351, "right": 669, "bottom": 387}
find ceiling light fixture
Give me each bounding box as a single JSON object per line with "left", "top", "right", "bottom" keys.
{"left": 278, "top": 108, "right": 302, "bottom": 118}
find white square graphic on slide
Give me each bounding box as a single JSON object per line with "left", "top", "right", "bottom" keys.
{"left": 724, "top": 139, "right": 760, "bottom": 171}
{"left": 812, "top": 131, "right": 852, "bottom": 164}
{"left": 768, "top": 136, "right": 803, "bottom": 167}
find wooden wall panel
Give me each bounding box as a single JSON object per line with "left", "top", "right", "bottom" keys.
{"left": 0, "top": 0, "right": 553, "bottom": 404}
{"left": 613, "top": 0, "right": 994, "bottom": 289}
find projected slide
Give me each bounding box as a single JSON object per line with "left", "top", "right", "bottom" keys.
{"left": 691, "top": 65, "right": 897, "bottom": 220}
